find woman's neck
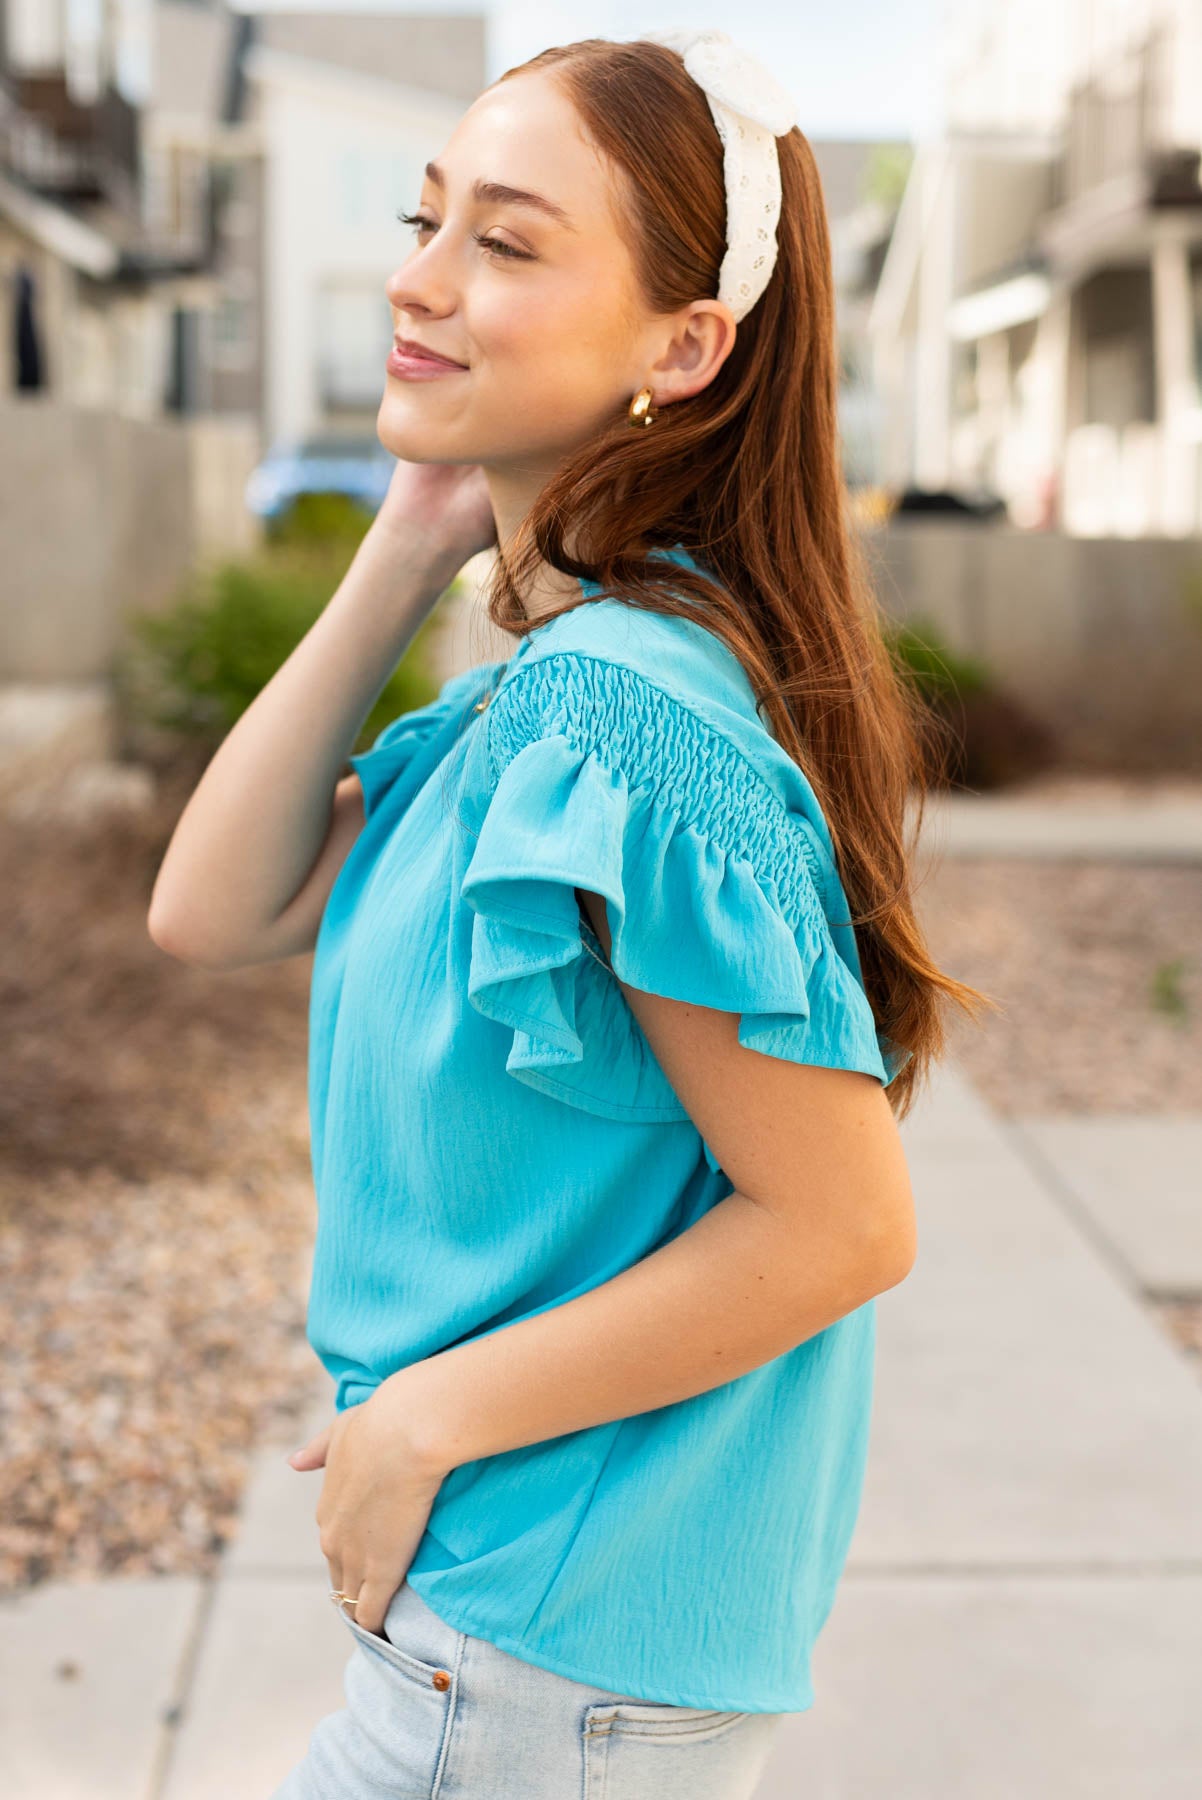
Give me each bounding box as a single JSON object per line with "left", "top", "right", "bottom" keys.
{"left": 486, "top": 466, "right": 589, "bottom": 627}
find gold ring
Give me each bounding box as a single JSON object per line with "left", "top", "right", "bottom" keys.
{"left": 329, "top": 1590, "right": 359, "bottom": 1608}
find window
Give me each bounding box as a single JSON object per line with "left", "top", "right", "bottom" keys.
{"left": 316, "top": 281, "right": 393, "bottom": 408}
{"left": 211, "top": 272, "right": 256, "bottom": 369}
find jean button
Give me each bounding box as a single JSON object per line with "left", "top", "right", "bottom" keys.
{"left": 432, "top": 1669, "right": 452, "bottom": 1691}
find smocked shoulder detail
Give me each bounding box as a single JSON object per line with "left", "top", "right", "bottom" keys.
{"left": 486, "top": 652, "right": 828, "bottom": 923}
{"left": 460, "top": 645, "right": 908, "bottom": 1156}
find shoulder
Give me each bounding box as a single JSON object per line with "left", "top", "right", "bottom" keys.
{"left": 350, "top": 662, "right": 503, "bottom": 819}
{"left": 489, "top": 567, "right": 769, "bottom": 782}
{"left": 486, "top": 605, "right": 748, "bottom": 794}
{"left": 368, "top": 660, "right": 500, "bottom": 754}
{"left": 515, "top": 588, "right": 760, "bottom": 728}
{"left": 487, "top": 594, "right": 844, "bottom": 894}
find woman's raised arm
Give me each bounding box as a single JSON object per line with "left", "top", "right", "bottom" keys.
{"left": 147, "top": 512, "right": 464, "bottom": 971}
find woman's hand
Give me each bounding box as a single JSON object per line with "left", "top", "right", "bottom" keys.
{"left": 376, "top": 456, "right": 498, "bottom": 569}
{"left": 286, "top": 1385, "right": 449, "bottom": 1640}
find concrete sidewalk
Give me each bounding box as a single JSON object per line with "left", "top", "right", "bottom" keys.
{"left": 2, "top": 1057, "right": 1200, "bottom": 1798}
{"left": 755, "top": 1068, "right": 1202, "bottom": 1798}
{"left": 914, "top": 783, "right": 1202, "bottom": 865}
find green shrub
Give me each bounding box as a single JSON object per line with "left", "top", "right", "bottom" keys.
{"left": 118, "top": 538, "right": 453, "bottom": 755}
{"left": 1150, "top": 957, "right": 1191, "bottom": 1023}
{"left": 266, "top": 490, "right": 379, "bottom": 550}
{"left": 881, "top": 612, "right": 1057, "bottom": 790}
{"left": 882, "top": 613, "right": 993, "bottom": 701}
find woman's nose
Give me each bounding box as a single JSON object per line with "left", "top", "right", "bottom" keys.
{"left": 387, "top": 247, "right": 457, "bottom": 317}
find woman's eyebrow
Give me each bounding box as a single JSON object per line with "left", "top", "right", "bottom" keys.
{"left": 424, "top": 160, "right": 578, "bottom": 231}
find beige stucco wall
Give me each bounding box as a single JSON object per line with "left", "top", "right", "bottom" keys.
{"left": 3, "top": 420, "right": 1199, "bottom": 766}
{"left": 868, "top": 520, "right": 1202, "bottom": 765}
{"left": 0, "top": 397, "right": 263, "bottom": 679}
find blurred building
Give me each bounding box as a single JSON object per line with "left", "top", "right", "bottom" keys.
{"left": 0, "top": 1, "right": 485, "bottom": 442}
{"left": 0, "top": 4, "right": 486, "bottom": 690}
{"left": 0, "top": 0, "right": 253, "bottom": 418}
{"left": 872, "top": 0, "right": 1202, "bottom": 534}
{"left": 811, "top": 138, "right": 911, "bottom": 491}
{"left": 239, "top": 8, "right": 483, "bottom": 445}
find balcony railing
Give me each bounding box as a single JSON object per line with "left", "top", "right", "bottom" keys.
{"left": 1057, "top": 24, "right": 1175, "bottom": 206}
{"left": 1, "top": 70, "right": 139, "bottom": 195}
{"left": 0, "top": 108, "right": 107, "bottom": 198}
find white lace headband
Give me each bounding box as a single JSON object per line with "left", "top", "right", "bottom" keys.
{"left": 641, "top": 28, "right": 799, "bottom": 323}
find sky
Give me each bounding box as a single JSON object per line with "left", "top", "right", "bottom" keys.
{"left": 490, "top": 3, "right": 945, "bottom": 140}
{"left": 234, "top": 1, "right": 948, "bottom": 142}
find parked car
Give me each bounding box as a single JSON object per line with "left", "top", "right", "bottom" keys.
{"left": 245, "top": 434, "right": 395, "bottom": 522}
{"left": 892, "top": 484, "right": 1007, "bottom": 520}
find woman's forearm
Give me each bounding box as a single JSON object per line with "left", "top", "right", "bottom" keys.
{"left": 385, "top": 1189, "right": 899, "bottom": 1478}
{"left": 147, "top": 514, "right": 463, "bottom": 966}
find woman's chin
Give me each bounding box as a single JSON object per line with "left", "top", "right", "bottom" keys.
{"left": 376, "top": 397, "right": 461, "bottom": 464}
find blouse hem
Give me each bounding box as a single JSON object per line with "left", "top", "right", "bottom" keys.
{"left": 402, "top": 1570, "right": 814, "bottom": 1716}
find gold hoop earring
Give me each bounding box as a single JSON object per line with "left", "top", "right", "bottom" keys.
{"left": 627, "top": 386, "right": 656, "bottom": 428}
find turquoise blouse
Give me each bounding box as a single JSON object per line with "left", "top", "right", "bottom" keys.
{"left": 307, "top": 545, "right": 910, "bottom": 1714}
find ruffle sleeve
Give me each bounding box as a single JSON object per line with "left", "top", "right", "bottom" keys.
{"left": 460, "top": 654, "right": 912, "bottom": 1176}
{"left": 349, "top": 663, "right": 499, "bottom": 821}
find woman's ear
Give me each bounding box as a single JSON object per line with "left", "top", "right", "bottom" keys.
{"left": 650, "top": 300, "right": 737, "bottom": 406}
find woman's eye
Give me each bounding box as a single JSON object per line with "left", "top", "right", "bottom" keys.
{"left": 472, "top": 232, "right": 530, "bottom": 261}
{"left": 395, "top": 210, "right": 530, "bottom": 261}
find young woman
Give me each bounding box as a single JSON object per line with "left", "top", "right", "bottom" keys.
{"left": 150, "top": 29, "right": 989, "bottom": 1800}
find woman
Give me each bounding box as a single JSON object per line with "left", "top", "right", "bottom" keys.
{"left": 150, "top": 29, "right": 990, "bottom": 1800}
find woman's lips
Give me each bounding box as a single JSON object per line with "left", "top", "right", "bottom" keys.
{"left": 386, "top": 344, "right": 469, "bottom": 380}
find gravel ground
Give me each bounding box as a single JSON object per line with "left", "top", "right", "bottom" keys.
{"left": 0, "top": 764, "right": 318, "bottom": 1592}
{"left": 915, "top": 827, "right": 1202, "bottom": 1378}
{"left": 916, "top": 853, "right": 1202, "bottom": 1115}
{"left": 1, "top": 764, "right": 1198, "bottom": 1592}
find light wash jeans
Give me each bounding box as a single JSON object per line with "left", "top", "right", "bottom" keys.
{"left": 270, "top": 1577, "right": 787, "bottom": 1798}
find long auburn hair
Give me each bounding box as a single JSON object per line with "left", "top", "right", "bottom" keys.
{"left": 476, "top": 36, "right": 997, "bottom": 1121}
